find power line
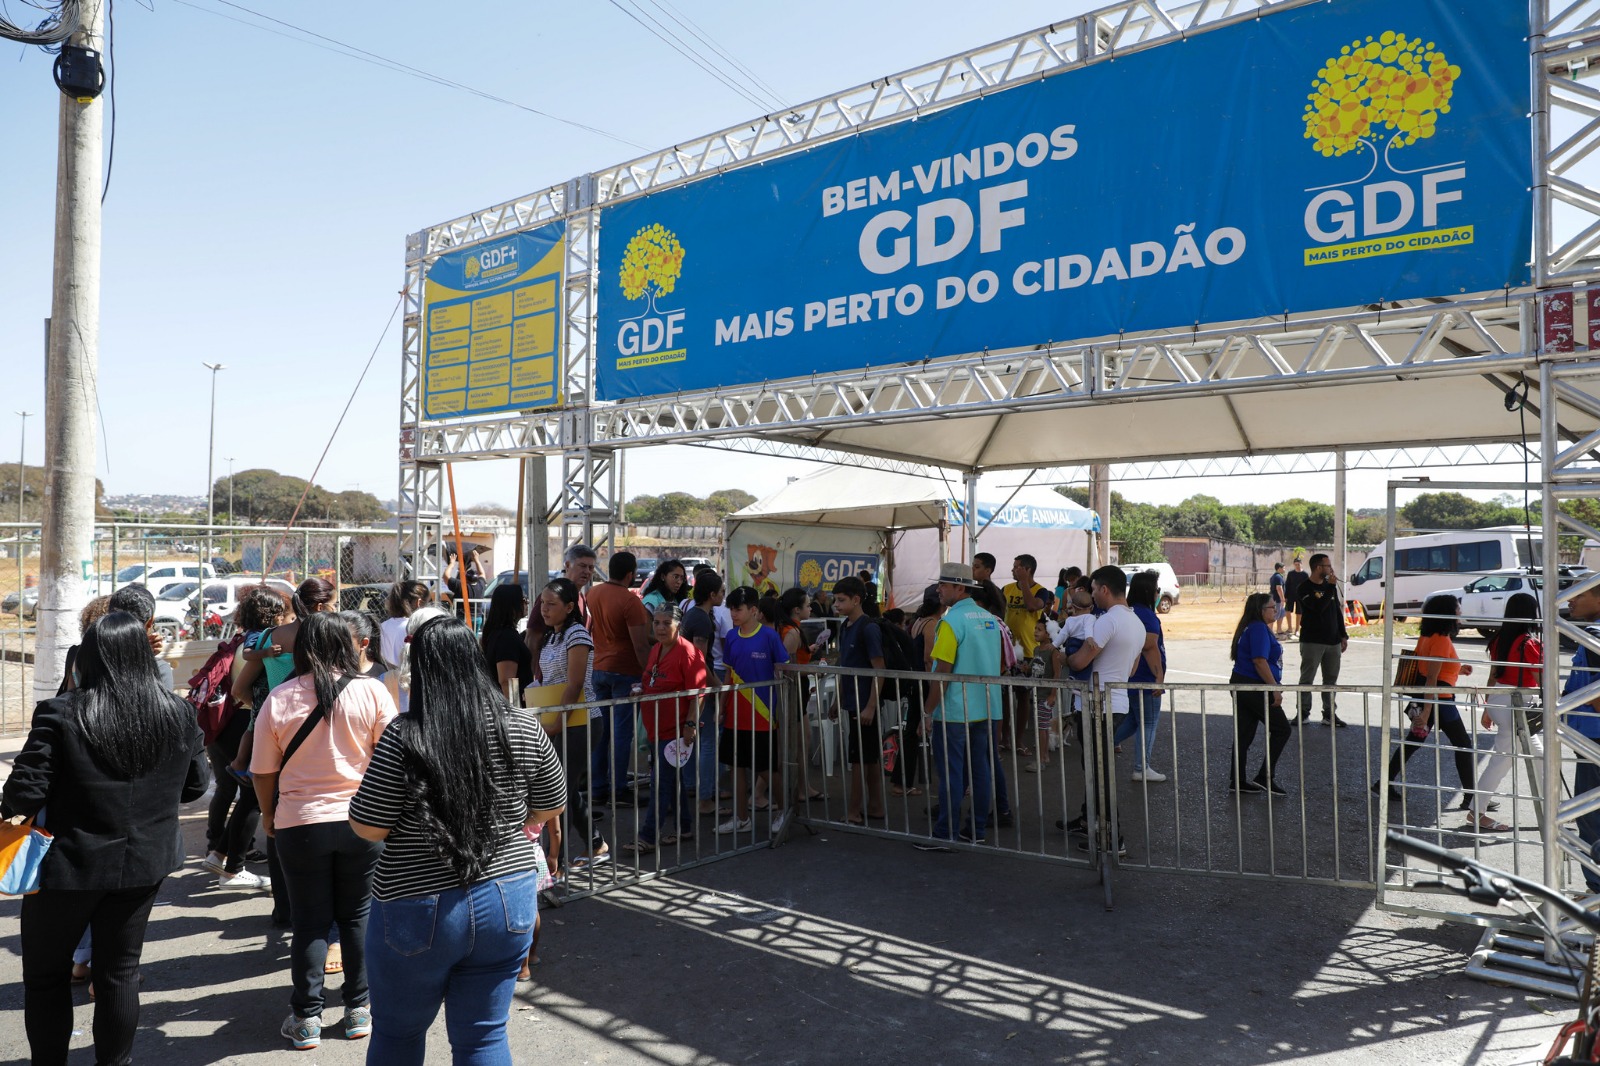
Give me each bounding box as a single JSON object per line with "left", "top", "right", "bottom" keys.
{"left": 606, "top": 0, "right": 782, "bottom": 115}
{"left": 166, "top": 0, "right": 646, "bottom": 149}
{"left": 644, "top": 0, "right": 788, "bottom": 111}
{"left": 0, "top": 0, "right": 79, "bottom": 45}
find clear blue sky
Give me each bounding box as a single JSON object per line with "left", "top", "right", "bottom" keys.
{"left": 0, "top": 0, "right": 1533, "bottom": 514}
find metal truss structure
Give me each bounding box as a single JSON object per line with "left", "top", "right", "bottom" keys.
{"left": 396, "top": 0, "right": 1600, "bottom": 964}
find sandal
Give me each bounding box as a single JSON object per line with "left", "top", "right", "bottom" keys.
{"left": 1471, "top": 815, "right": 1513, "bottom": 833}
{"left": 325, "top": 943, "right": 344, "bottom": 975}
{"left": 619, "top": 840, "right": 655, "bottom": 854}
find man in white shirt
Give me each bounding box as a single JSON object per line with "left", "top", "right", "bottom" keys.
{"left": 1062, "top": 566, "right": 1146, "bottom": 855}
{"left": 1068, "top": 566, "right": 1146, "bottom": 717}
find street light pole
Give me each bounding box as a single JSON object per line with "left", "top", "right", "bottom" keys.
{"left": 202, "top": 363, "right": 225, "bottom": 530}
{"left": 14, "top": 411, "right": 29, "bottom": 526}
{"left": 225, "top": 457, "right": 235, "bottom": 526}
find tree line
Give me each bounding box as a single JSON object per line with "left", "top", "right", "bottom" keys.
{"left": 1057, "top": 486, "right": 1577, "bottom": 553}
{"left": 624, "top": 488, "right": 757, "bottom": 526}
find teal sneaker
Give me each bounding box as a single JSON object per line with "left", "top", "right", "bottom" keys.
{"left": 344, "top": 1004, "right": 372, "bottom": 1040}
{"left": 280, "top": 1012, "right": 321, "bottom": 1051}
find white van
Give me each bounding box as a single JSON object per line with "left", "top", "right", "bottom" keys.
{"left": 1345, "top": 527, "right": 1545, "bottom": 619}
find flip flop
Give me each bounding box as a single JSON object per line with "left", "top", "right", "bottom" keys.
{"left": 619, "top": 840, "right": 655, "bottom": 854}
{"left": 1471, "top": 817, "right": 1513, "bottom": 833}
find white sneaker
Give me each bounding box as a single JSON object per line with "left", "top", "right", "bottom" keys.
{"left": 202, "top": 851, "right": 227, "bottom": 875}
{"left": 217, "top": 869, "right": 271, "bottom": 891}
{"left": 1131, "top": 768, "right": 1167, "bottom": 783}
{"left": 715, "top": 817, "right": 752, "bottom": 835}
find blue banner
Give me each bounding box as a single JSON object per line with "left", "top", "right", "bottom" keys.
{"left": 596, "top": 0, "right": 1529, "bottom": 401}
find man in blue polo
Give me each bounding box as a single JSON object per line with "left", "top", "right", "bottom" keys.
{"left": 1564, "top": 582, "right": 1600, "bottom": 893}
{"left": 918, "top": 562, "right": 1002, "bottom": 846}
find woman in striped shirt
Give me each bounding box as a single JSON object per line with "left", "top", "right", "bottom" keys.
{"left": 350, "top": 616, "right": 567, "bottom": 1065}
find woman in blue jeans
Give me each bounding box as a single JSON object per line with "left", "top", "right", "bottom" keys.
{"left": 1112, "top": 571, "right": 1168, "bottom": 781}
{"left": 351, "top": 616, "right": 567, "bottom": 1065}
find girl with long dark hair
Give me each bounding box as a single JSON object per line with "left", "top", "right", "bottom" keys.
{"left": 640, "top": 559, "right": 688, "bottom": 614}
{"left": 533, "top": 577, "right": 606, "bottom": 874}
{"left": 351, "top": 616, "right": 566, "bottom": 1064}
{"left": 3, "top": 611, "right": 210, "bottom": 1066}
{"left": 382, "top": 580, "right": 432, "bottom": 710}
{"left": 480, "top": 582, "right": 532, "bottom": 702}
{"left": 341, "top": 610, "right": 392, "bottom": 678}
{"left": 1225, "top": 592, "right": 1291, "bottom": 795}
{"left": 251, "top": 612, "right": 398, "bottom": 1051}
{"left": 1378, "top": 593, "right": 1477, "bottom": 803}
{"left": 1470, "top": 592, "right": 1542, "bottom": 831}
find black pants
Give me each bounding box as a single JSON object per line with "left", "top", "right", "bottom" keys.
{"left": 204, "top": 714, "right": 260, "bottom": 871}
{"left": 21, "top": 882, "right": 162, "bottom": 1066}
{"left": 552, "top": 721, "right": 604, "bottom": 854}
{"left": 1229, "top": 681, "right": 1293, "bottom": 787}
{"left": 274, "top": 820, "right": 382, "bottom": 1019}
{"left": 1386, "top": 700, "right": 1476, "bottom": 790}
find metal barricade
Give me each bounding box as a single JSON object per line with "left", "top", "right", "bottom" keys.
{"left": 534, "top": 679, "right": 794, "bottom": 903}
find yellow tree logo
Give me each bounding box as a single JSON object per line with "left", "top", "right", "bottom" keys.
{"left": 798, "top": 559, "right": 824, "bottom": 590}
{"left": 619, "top": 223, "right": 685, "bottom": 313}
{"left": 1303, "top": 31, "right": 1460, "bottom": 169}
{"left": 464, "top": 256, "right": 481, "bottom": 280}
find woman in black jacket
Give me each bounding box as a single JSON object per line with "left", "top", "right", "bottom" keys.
{"left": 2, "top": 610, "right": 210, "bottom": 1066}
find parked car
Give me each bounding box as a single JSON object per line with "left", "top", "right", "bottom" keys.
{"left": 2, "top": 587, "right": 38, "bottom": 619}
{"left": 1346, "top": 527, "right": 1549, "bottom": 619}
{"left": 1457, "top": 566, "right": 1589, "bottom": 638}
{"left": 1120, "top": 562, "right": 1181, "bottom": 613}
{"left": 485, "top": 570, "right": 531, "bottom": 600}
{"left": 129, "top": 562, "right": 218, "bottom": 598}
{"left": 630, "top": 558, "right": 659, "bottom": 589}
{"left": 149, "top": 576, "right": 298, "bottom": 642}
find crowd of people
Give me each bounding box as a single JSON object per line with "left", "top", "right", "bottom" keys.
{"left": 4, "top": 542, "right": 1596, "bottom": 1064}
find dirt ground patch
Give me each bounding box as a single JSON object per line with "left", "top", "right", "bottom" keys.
{"left": 1161, "top": 593, "right": 1388, "bottom": 642}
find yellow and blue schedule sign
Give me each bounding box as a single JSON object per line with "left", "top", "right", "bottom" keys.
{"left": 422, "top": 223, "right": 565, "bottom": 419}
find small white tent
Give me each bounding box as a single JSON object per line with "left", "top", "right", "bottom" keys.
{"left": 726, "top": 468, "right": 1099, "bottom": 607}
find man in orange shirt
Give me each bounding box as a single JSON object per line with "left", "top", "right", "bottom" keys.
{"left": 587, "top": 552, "right": 652, "bottom": 807}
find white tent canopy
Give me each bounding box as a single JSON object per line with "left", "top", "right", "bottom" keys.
{"left": 727, "top": 468, "right": 1098, "bottom": 607}
{"left": 728, "top": 468, "right": 1099, "bottom": 531}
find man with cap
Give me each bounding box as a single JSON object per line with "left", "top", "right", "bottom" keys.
{"left": 916, "top": 562, "right": 1003, "bottom": 847}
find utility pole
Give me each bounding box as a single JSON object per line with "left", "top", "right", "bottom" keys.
{"left": 35, "top": 0, "right": 106, "bottom": 700}
{"left": 224, "top": 456, "right": 235, "bottom": 524}
{"left": 1089, "top": 463, "right": 1111, "bottom": 569}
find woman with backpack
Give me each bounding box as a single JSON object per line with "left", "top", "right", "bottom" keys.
{"left": 350, "top": 615, "right": 566, "bottom": 1064}
{"left": 1469, "top": 592, "right": 1542, "bottom": 832}
{"left": 204, "top": 584, "right": 290, "bottom": 891}
{"left": 250, "top": 612, "right": 398, "bottom": 1051}
{"left": 3, "top": 611, "right": 210, "bottom": 1066}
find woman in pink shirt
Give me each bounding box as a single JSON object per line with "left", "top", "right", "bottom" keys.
{"left": 251, "top": 612, "right": 398, "bottom": 1051}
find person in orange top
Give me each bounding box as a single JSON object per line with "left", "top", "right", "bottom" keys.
{"left": 1377, "top": 593, "right": 1476, "bottom": 802}
{"left": 623, "top": 605, "right": 708, "bottom": 853}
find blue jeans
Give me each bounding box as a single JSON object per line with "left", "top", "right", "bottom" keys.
{"left": 693, "top": 677, "right": 724, "bottom": 801}
{"left": 1112, "top": 690, "right": 1163, "bottom": 771}
{"left": 1575, "top": 761, "right": 1600, "bottom": 895}
{"left": 639, "top": 737, "right": 695, "bottom": 845}
{"left": 590, "top": 671, "right": 639, "bottom": 799}
{"left": 931, "top": 719, "right": 992, "bottom": 841}
{"left": 365, "top": 870, "right": 539, "bottom": 1066}
{"left": 988, "top": 721, "right": 1011, "bottom": 818}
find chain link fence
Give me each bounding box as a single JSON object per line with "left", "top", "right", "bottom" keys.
{"left": 0, "top": 521, "right": 402, "bottom": 734}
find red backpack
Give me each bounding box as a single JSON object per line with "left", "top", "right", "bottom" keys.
{"left": 186, "top": 633, "right": 246, "bottom": 745}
